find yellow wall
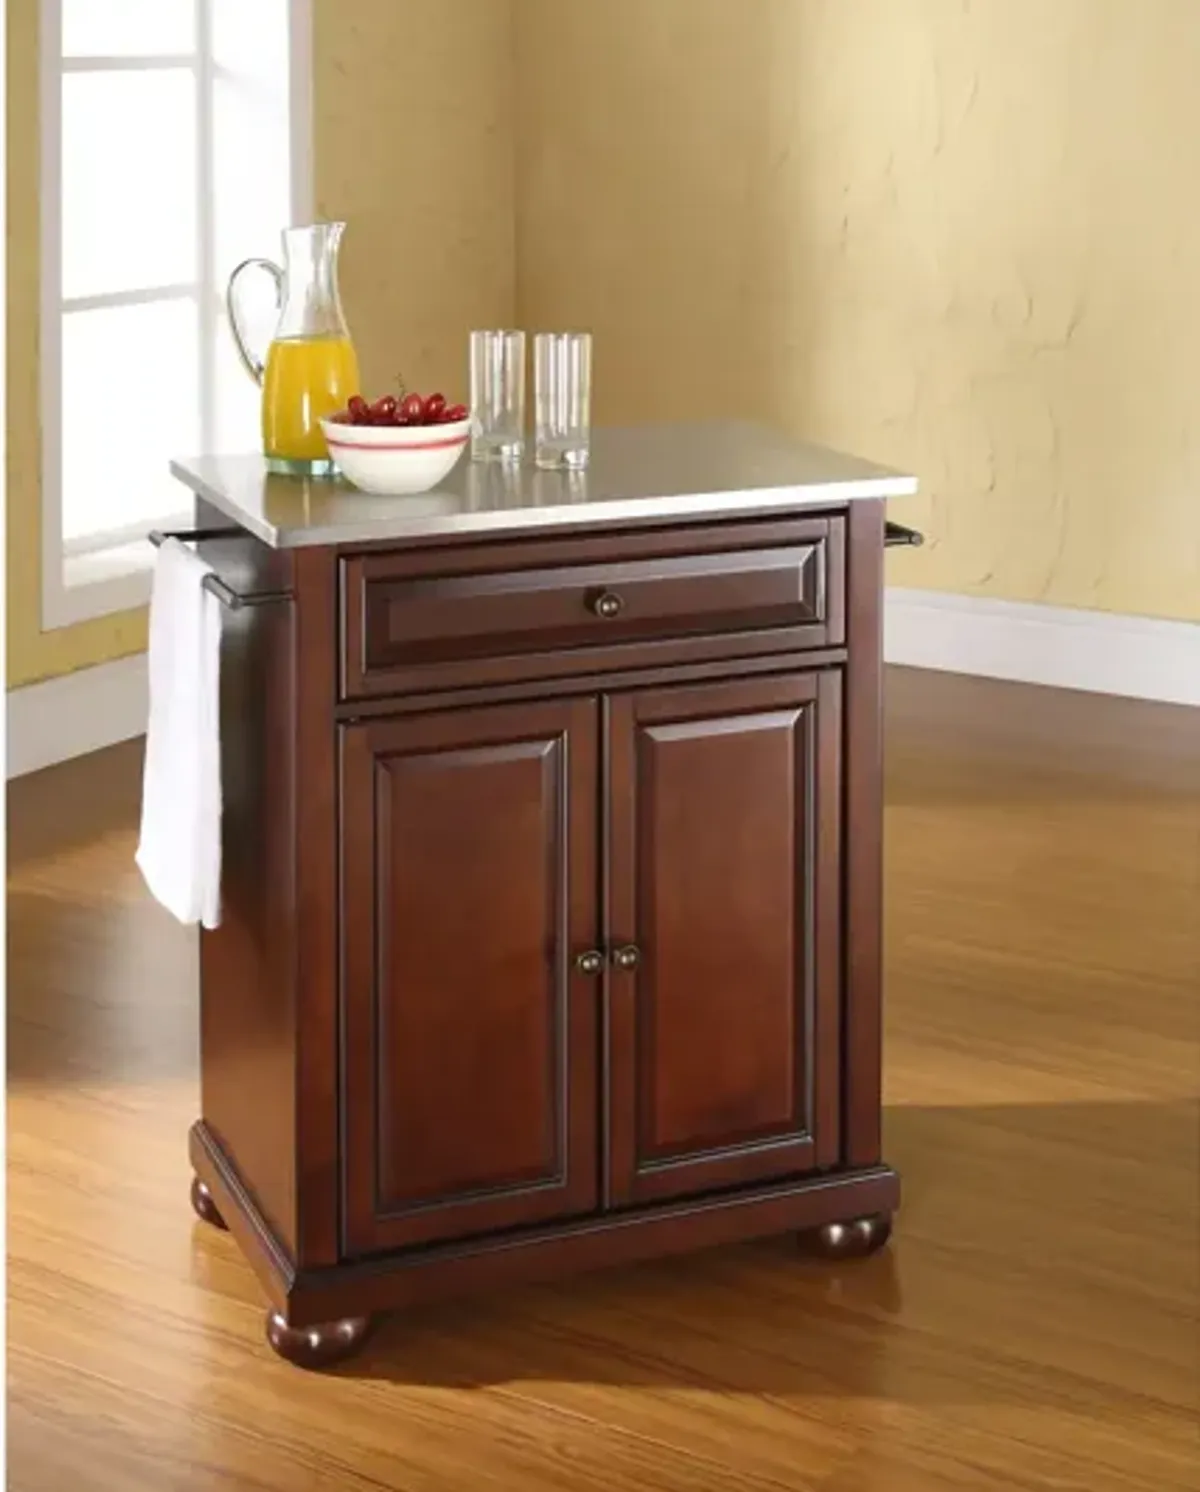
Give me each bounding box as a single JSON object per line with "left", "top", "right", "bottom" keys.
{"left": 313, "top": 0, "right": 514, "bottom": 406}
{"left": 6, "top": 0, "right": 515, "bottom": 688}
{"left": 516, "top": 0, "right": 1200, "bottom": 622}
{"left": 12, "top": 0, "right": 1198, "bottom": 690}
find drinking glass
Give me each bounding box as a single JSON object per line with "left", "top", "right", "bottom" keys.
{"left": 534, "top": 332, "right": 592, "bottom": 470}
{"left": 469, "top": 329, "right": 526, "bottom": 462}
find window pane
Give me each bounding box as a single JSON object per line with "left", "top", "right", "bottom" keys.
{"left": 212, "top": 0, "right": 288, "bottom": 78}
{"left": 61, "top": 300, "right": 199, "bottom": 542}
{"left": 212, "top": 71, "right": 292, "bottom": 285}
{"left": 215, "top": 301, "right": 269, "bottom": 455}
{"left": 62, "top": 70, "right": 197, "bottom": 300}
{"left": 210, "top": 0, "right": 295, "bottom": 453}
{"left": 211, "top": 66, "right": 291, "bottom": 454}
{"left": 62, "top": 0, "right": 196, "bottom": 57}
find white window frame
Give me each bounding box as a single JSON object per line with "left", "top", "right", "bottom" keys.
{"left": 39, "top": 0, "right": 313, "bottom": 630}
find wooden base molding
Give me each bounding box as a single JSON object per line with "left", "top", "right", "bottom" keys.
{"left": 191, "top": 1122, "right": 898, "bottom": 1339}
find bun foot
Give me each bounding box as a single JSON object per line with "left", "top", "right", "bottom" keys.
{"left": 265, "top": 1310, "right": 372, "bottom": 1369}
{"left": 800, "top": 1212, "right": 892, "bottom": 1260}
{"left": 190, "top": 1176, "right": 228, "bottom": 1231}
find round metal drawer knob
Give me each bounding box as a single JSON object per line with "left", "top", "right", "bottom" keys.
{"left": 592, "top": 592, "right": 624, "bottom": 620}
{"left": 575, "top": 950, "right": 605, "bottom": 976}
{"left": 612, "top": 945, "right": 641, "bottom": 971}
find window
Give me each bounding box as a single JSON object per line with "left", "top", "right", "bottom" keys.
{"left": 40, "top": 0, "right": 311, "bottom": 627}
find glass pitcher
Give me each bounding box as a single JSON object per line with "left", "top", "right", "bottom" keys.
{"left": 227, "top": 222, "right": 360, "bottom": 477}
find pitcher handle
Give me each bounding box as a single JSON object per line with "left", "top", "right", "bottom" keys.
{"left": 226, "top": 257, "right": 284, "bottom": 385}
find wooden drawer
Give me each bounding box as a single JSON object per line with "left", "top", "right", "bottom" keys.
{"left": 341, "top": 515, "right": 845, "bottom": 699}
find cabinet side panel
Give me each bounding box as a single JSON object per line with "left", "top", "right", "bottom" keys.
{"left": 196, "top": 500, "right": 298, "bottom": 1255}
{"left": 294, "top": 547, "right": 341, "bottom": 1266}
{"left": 844, "top": 498, "right": 885, "bottom": 1167}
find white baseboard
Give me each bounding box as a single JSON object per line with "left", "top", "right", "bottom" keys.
{"left": 7, "top": 653, "right": 148, "bottom": 779}
{"left": 885, "top": 587, "right": 1200, "bottom": 707}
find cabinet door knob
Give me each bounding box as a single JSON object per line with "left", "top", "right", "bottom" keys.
{"left": 575, "top": 950, "right": 605, "bottom": 976}
{"left": 612, "top": 944, "right": 641, "bottom": 971}
{"left": 591, "top": 591, "right": 624, "bottom": 620}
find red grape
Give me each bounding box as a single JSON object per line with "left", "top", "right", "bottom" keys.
{"left": 347, "top": 394, "right": 370, "bottom": 424}
{"left": 423, "top": 393, "right": 446, "bottom": 425}
{"left": 371, "top": 394, "right": 398, "bottom": 421}
{"left": 444, "top": 403, "right": 468, "bottom": 423}
{"left": 399, "top": 392, "right": 426, "bottom": 424}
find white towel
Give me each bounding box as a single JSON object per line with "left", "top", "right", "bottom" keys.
{"left": 136, "top": 538, "right": 223, "bottom": 929}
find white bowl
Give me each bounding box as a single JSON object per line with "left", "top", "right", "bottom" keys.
{"left": 320, "top": 415, "right": 470, "bottom": 496}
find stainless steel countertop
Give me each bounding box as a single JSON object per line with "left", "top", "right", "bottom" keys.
{"left": 169, "top": 422, "right": 918, "bottom": 551}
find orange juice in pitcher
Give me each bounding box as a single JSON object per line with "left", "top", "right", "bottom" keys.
{"left": 227, "top": 223, "right": 359, "bottom": 476}
{"left": 261, "top": 333, "right": 359, "bottom": 467}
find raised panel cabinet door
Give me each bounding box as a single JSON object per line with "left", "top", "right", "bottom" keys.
{"left": 340, "top": 698, "right": 600, "bottom": 1255}
{"left": 605, "top": 672, "right": 842, "bottom": 1206}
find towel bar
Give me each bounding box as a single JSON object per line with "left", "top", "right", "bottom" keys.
{"left": 884, "top": 521, "right": 924, "bottom": 548}
{"left": 148, "top": 529, "right": 294, "bottom": 612}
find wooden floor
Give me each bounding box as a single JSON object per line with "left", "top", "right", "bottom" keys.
{"left": 8, "top": 667, "right": 1199, "bottom": 1491}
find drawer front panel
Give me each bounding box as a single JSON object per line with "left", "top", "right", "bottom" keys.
{"left": 342, "top": 516, "right": 844, "bottom": 699}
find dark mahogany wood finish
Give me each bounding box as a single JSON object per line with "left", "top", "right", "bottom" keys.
{"left": 188, "top": 495, "right": 897, "bottom": 1367}
{"left": 265, "top": 1310, "right": 372, "bottom": 1369}
{"left": 604, "top": 672, "right": 842, "bottom": 1204}
{"left": 192, "top": 504, "right": 300, "bottom": 1256}
{"left": 843, "top": 499, "right": 887, "bottom": 1168}
{"left": 293, "top": 547, "right": 343, "bottom": 1266}
{"left": 340, "top": 698, "right": 600, "bottom": 1253}
{"left": 189, "top": 1177, "right": 227, "bottom": 1231}
{"left": 341, "top": 514, "right": 844, "bottom": 700}
{"left": 798, "top": 1212, "right": 894, "bottom": 1259}
{"left": 189, "top": 1119, "right": 898, "bottom": 1329}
